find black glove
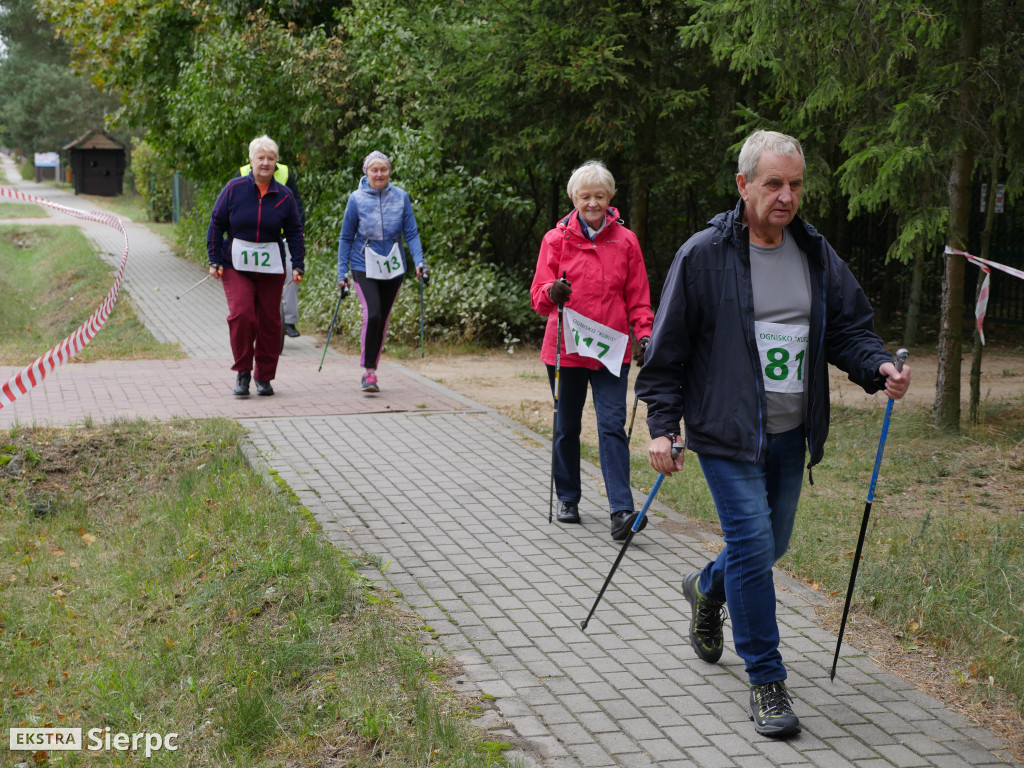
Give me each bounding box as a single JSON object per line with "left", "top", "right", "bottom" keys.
{"left": 634, "top": 337, "right": 650, "bottom": 366}
{"left": 548, "top": 278, "right": 572, "bottom": 304}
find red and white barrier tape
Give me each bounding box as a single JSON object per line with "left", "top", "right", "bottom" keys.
{"left": 946, "top": 246, "right": 1024, "bottom": 346}
{"left": 0, "top": 184, "right": 129, "bottom": 410}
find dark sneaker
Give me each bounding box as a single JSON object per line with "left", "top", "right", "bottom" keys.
{"left": 233, "top": 371, "right": 251, "bottom": 397}
{"left": 610, "top": 510, "right": 647, "bottom": 541}
{"left": 681, "top": 571, "right": 727, "bottom": 663}
{"left": 556, "top": 501, "right": 581, "bottom": 524}
{"left": 283, "top": 323, "right": 300, "bottom": 338}
{"left": 255, "top": 380, "right": 274, "bottom": 396}
{"left": 749, "top": 680, "right": 800, "bottom": 737}
{"left": 361, "top": 372, "right": 379, "bottom": 393}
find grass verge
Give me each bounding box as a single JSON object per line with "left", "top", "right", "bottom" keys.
{"left": 0, "top": 202, "right": 47, "bottom": 218}
{"left": 78, "top": 192, "right": 178, "bottom": 244}
{"left": 1, "top": 418, "right": 517, "bottom": 767}
{"left": 0, "top": 225, "right": 183, "bottom": 365}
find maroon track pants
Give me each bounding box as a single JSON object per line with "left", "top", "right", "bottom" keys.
{"left": 221, "top": 268, "right": 285, "bottom": 382}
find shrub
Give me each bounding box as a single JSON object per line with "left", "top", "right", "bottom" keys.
{"left": 130, "top": 138, "right": 174, "bottom": 222}
{"left": 172, "top": 124, "right": 542, "bottom": 349}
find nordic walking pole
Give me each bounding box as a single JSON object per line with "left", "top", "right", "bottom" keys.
{"left": 175, "top": 269, "right": 219, "bottom": 300}
{"left": 419, "top": 267, "right": 429, "bottom": 358}
{"left": 319, "top": 283, "right": 349, "bottom": 372}
{"left": 581, "top": 444, "right": 682, "bottom": 631}
{"left": 626, "top": 394, "right": 640, "bottom": 443}
{"left": 625, "top": 339, "right": 647, "bottom": 443}
{"left": 548, "top": 270, "right": 568, "bottom": 524}
{"left": 830, "top": 348, "right": 909, "bottom": 680}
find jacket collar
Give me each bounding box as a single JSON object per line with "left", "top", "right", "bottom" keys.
{"left": 712, "top": 198, "right": 822, "bottom": 257}
{"left": 246, "top": 173, "right": 282, "bottom": 196}
{"left": 559, "top": 205, "right": 621, "bottom": 240}
{"left": 359, "top": 176, "right": 392, "bottom": 196}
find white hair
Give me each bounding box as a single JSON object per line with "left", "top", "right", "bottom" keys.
{"left": 566, "top": 160, "right": 616, "bottom": 200}
{"left": 737, "top": 130, "right": 804, "bottom": 181}
{"left": 248, "top": 135, "right": 279, "bottom": 160}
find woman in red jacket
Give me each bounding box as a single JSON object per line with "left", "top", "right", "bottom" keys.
{"left": 530, "top": 161, "right": 654, "bottom": 540}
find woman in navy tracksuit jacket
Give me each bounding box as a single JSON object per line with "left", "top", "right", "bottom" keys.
{"left": 207, "top": 136, "right": 304, "bottom": 397}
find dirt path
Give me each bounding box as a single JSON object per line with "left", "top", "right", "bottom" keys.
{"left": 400, "top": 345, "right": 1024, "bottom": 446}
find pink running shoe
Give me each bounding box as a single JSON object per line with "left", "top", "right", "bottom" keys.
{"left": 361, "top": 372, "right": 379, "bottom": 393}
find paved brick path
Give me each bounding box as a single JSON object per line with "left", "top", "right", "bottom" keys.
{"left": 2, "top": 157, "right": 1020, "bottom": 767}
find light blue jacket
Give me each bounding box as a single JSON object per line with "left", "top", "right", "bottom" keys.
{"left": 336, "top": 177, "right": 425, "bottom": 280}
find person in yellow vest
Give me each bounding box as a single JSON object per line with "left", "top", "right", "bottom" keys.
{"left": 237, "top": 157, "right": 305, "bottom": 337}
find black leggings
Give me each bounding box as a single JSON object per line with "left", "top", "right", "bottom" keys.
{"left": 353, "top": 270, "right": 404, "bottom": 369}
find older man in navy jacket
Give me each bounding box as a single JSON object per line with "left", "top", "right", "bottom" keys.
{"left": 636, "top": 130, "right": 910, "bottom": 739}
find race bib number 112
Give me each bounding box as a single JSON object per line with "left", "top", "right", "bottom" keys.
{"left": 231, "top": 238, "right": 283, "bottom": 274}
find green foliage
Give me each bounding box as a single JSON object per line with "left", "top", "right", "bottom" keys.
{"left": 681, "top": 0, "right": 1024, "bottom": 265}
{"left": 129, "top": 138, "right": 174, "bottom": 222}
{"left": 0, "top": 0, "right": 118, "bottom": 154}
{"left": 38, "top": 0, "right": 202, "bottom": 137}
{"left": 294, "top": 125, "right": 538, "bottom": 347}
{"left": 35, "top": 0, "right": 1024, "bottom": 364}
{"left": 165, "top": 11, "right": 361, "bottom": 181}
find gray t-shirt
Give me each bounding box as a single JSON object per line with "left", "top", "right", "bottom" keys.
{"left": 749, "top": 229, "right": 812, "bottom": 434}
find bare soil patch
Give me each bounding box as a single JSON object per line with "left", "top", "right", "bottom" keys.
{"left": 401, "top": 345, "right": 1024, "bottom": 451}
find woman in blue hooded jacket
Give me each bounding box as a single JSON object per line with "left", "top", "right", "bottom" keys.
{"left": 337, "top": 151, "right": 426, "bottom": 392}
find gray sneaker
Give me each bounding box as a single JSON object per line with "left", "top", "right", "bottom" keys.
{"left": 749, "top": 680, "right": 800, "bottom": 737}
{"left": 681, "top": 571, "right": 727, "bottom": 663}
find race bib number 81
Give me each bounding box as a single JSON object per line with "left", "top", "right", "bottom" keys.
{"left": 755, "top": 321, "right": 809, "bottom": 394}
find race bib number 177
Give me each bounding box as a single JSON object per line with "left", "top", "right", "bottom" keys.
{"left": 755, "top": 321, "right": 809, "bottom": 394}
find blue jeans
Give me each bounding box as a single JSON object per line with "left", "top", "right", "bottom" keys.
{"left": 696, "top": 427, "right": 806, "bottom": 685}
{"left": 546, "top": 364, "right": 633, "bottom": 515}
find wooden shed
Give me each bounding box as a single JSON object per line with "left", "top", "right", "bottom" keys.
{"left": 63, "top": 129, "right": 126, "bottom": 197}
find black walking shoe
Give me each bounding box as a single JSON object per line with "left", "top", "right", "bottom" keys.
{"left": 681, "top": 570, "right": 727, "bottom": 663}
{"left": 283, "top": 323, "right": 300, "bottom": 338}
{"left": 610, "top": 510, "right": 647, "bottom": 541}
{"left": 556, "top": 501, "right": 581, "bottom": 524}
{"left": 233, "top": 371, "right": 251, "bottom": 397}
{"left": 749, "top": 680, "right": 800, "bottom": 737}
{"left": 255, "top": 380, "right": 274, "bottom": 396}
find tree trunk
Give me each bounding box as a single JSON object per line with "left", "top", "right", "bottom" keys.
{"left": 935, "top": 148, "right": 970, "bottom": 431}
{"left": 903, "top": 248, "right": 924, "bottom": 348}
{"left": 933, "top": 1, "right": 982, "bottom": 433}
{"left": 969, "top": 145, "right": 1002, "bottom": 425}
